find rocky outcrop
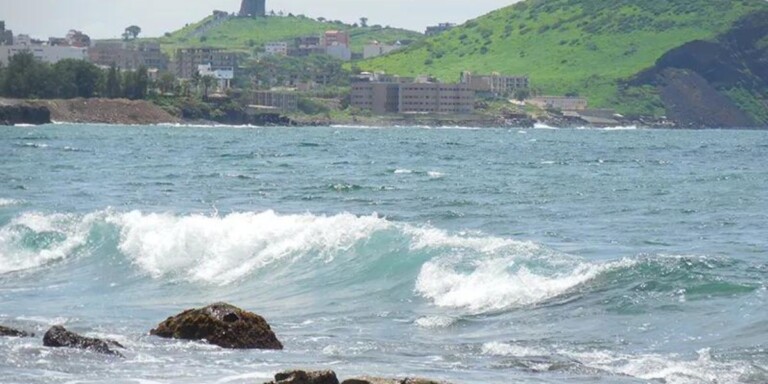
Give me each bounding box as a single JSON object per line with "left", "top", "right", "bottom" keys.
{"left": 25, "top": 98, "right": 180, "bottom": 125}
{"left": 43, "top": 326, "right": 124, "bottom": 357}
{"left": 0, "top": 325, "right": 34, "bottom": 338}
{"left": 266, "top": 370, "right": 339, "bottom": 384}
{"left": 264, "top": 371, "right": 451, "bottom": 384}
{"left": 150, "top": 302, "right": 283, "bottom": 350}
{"left": 0, "top": 104, "right": 51, "bottom": 125}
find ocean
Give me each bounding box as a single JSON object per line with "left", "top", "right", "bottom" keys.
{"left": 1, "top": 124, "right": 767, "bottom": 384}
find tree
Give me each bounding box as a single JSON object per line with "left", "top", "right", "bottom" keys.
{"left": 360, "top": 17, "right": 369, "bottom": 28}
{"left": 190, "top": 71, "right": 202, "bottom": 95}
{"left": 52, "top": 59, "right": 102, "bottom": 98}
{"left": 1, "top": 52, "right": 56, "bottom": 98}
{"left": 201, "top": 75, "right": 216, "bottom": 97}
{"left": 158, "top": 72, "right": 176, "bottom": 94}
{"left": 105, "top": 63, "right": 121, "bottom": 98}
{"left": 514, "top": 88, "right": 531, "bottom": 102}
{"left": 124, "top": 25, "right": 141, "bottom": 40}
{"left": 121, "top": 66, "right": 149, "bottom": 100}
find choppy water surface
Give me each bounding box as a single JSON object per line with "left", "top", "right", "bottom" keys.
{"left": 1, "top": 124, "right": 767, "bottom": 384}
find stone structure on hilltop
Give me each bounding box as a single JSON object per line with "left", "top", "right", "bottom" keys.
{"left": 239, "top": 0, "right": 266, "bottom": 17}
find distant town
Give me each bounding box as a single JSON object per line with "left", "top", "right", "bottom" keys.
{"left": 1, "top": 0, "right": 609, "bottom": 127}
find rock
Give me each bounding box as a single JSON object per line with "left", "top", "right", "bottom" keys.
{"left": 0, "top": 325, "right": 34, "bottom": 338}
{"left": 266, "top": 370, "right": 339, "bottom": 384}
{"left": 42, "top": 326, "right": 124, "bottom": 357}
{"left": 0, "top": 104, "right": 51, "bottom": 125}
{"left": 150, "top": 302, "right": 283, "bottom": 350}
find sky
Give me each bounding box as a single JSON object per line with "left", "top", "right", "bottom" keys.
{"left": 1, "top": 0, "right": 517, "bottom": 39}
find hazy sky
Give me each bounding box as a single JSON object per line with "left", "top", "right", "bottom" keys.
{"left": 1, "top": 0, "right": 517, "bottom": 39}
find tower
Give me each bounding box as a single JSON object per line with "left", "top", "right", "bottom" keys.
{"left": 239, "top": 0, "right": 266, "bottom": 17}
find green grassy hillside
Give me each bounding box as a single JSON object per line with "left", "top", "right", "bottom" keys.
{"left": 360, "top": 0, "right": 768, "bottom": 115}
{"left": 156, "top": 15, "right": 422, "bottom": 55}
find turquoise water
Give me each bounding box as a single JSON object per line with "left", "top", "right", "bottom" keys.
{"left": 0, "top": 124, "right": 767, "bottom": 384}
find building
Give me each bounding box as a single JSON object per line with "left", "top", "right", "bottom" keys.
{"left": 325, "top": 44, "right": 351, "bottom": 61}
{"left": 460, "top": 72, "right": 529, "bottom": 96}
{"left": 0, "top": 44, "right": 88, "bottom": 65}
{"left": 0, "top": 21, "right": 13, "bottom": 45}
{"left": 351, "top": 80, "right": 474, "bottom": 115}
{"left": 425, "top": 23, "right": 455, "bottom": 36}
{"left": 249, "top": 90, "right": 298, "bottom": 112}
{"left": 363, "top": 41, "right": 401, "bottom": 59}
{"left": 323, "top": 30, "right": 349, "bottom": 47}
{"left": 264, "top": 42, "right": 288, "bottom": 56}
{"left": 289, "top": 36, "right": 324, "bottom": 57}
{"left": 89, "top": 41, "right": 169, "bottom": 71}
{"left": 239, "top": 0, "right": 266, "bottom": 17}
{"left": 172, "top": 48, "right": 237, "bottom": 79}
{"left": 198, "top": 63, "right": 235, "bottom": 91}
{"left": 529, "top": 96, "right": 588, "bottom": 111}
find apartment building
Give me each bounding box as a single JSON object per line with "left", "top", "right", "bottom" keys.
{"left": 249, "top": 91, "right": 298, "bottom": 112}
{"left": 173, "top": 48, "right": 237, "bottom": 79}
{"left": 352, "top": 81, "right": 474, "bottom": 115}
{"left": 460, "top": 71, "right": 530, "bottom": 96}
{"left": 89, "top": 42, "right": 168, "bottom": 71}
{"left": 265, "top": 42, "right": 288, "bottom": 56}
{"left": 0, "top": 44, "right": 88, "bottom": 65}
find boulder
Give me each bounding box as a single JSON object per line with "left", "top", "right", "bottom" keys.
{"left": 0, "top": 325, "right": 34, "bottom": 338}
{"left": 43, "top": 326, "right": 124, "bottom": 357}
{"left": 150, "top": 302, "right": 283, "bottom": 350}
{"left": 266, "top": 370, "right": 339, "bottom": 384}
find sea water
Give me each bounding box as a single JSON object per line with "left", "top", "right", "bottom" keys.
{"left": 0, "top": 124, "right": 767, "bottom": 384}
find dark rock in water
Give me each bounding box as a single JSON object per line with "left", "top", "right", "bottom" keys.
{"left": 0, "top": 104, "right": 51, "bottom": 126}
{"left": 150, "top": 302, "right": 283, "bottom": 349}
{"left": 266, "top": 370, "right": 339, "bottom": 384}
{"left": 43, "top": 326, "right": 124, "bottom": 357}
{"left": 0, "top": 325, "right": 34, "bottom": 338}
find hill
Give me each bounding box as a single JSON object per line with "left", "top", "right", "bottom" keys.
{"left": 359, "top": 0, "right": 768, "bottom": 121}
{"left": 154, "top": 14, "right": 422, "bottom": 55}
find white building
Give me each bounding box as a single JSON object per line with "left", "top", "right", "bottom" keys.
{"left": 363, "top": 41, "right": 401, "bottom": 59}
{"left": 325, "top": 44, "right": 351, "bottom": 61}
{"left": 0, "top": 44, "right": 88, "bottom": 65}
{"left": 197, "top": 63, "right": 235, "bottom": 91}
{"left": 264, "top": 42, "right": 288, "bottom": 56}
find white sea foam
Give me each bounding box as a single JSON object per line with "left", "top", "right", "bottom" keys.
{"left": 0, "top": 212, "right": 101, "bottom": 274}
{"left": 107, "top": 210, "right": 390, "bottom": 285}
{"left": 0, "top": 198, "right": 20, "bottom": 207}
{"left": 415, "top": 315, "right": 457, "bottom": 328}
{"left": 427, "top": 171, "right": 445, "bottom": 179}
{"left": 416, "top": 249, "right": 634, "bottom": 313}
{"left": 568, "top": 348, "right": 751, "bottom": 384}
{"left": 481, "top": 342, "right": 548, "bottom": 357}
{"left": 394, "top": 169, "right": 413, "bottom": 174}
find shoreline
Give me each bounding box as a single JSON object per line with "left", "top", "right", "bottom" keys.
{"left": 3, "top": 97, "right": 768, "bottom": 129}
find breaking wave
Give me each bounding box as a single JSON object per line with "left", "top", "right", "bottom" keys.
{"left": 0, "top": 209, "right": 762, "bottom": 314}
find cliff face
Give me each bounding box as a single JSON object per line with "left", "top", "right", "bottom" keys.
{"left": 631, "top": 11, "right": 768, "bottom": 127}
{"left": 26, "top": 98, "right": 180, "bottom": 125}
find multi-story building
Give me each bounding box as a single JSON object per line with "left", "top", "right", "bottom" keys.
{"left": 198, "top": 63, "right": 234, "bottom": 91}
{"left": 425, "top": 23, "right": 456, "bottom": 36}
{"left": 460, "top": 71, "right": 530, "bottom": 96}
{"left": 264, "top": 42, "right": 288, "bottom": 56}
{"left": 289, "top": 36, "right": 324, "bottom": 57}
{"left": 352, "top": 80, "right": 474, "bottom": 115}
{"left": 0, "top": 44, "right": 88, "bottom": 65}
{"left": 172, "top": 48, "right": 237, "bottom": 79}
{"left": 89, "top": 42, "right": 168, "bottom": 71}
{"left": 326, "top": 44, "right": 351, "bottom": 61}
{"left": 323, "top": 30, "right": 349, "bottom": 47}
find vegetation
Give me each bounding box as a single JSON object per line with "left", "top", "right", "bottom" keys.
{"left": 240, "top": 54, "right": 349, "bottom": 88}
{"left": 152, "top": 14, "right": 422, "bottom": 55}
{"left": 0, "top": 52, "right": 151, "bottom": 100}
{"left": 360, "top": 0, "right": 768, "bottom": 115}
